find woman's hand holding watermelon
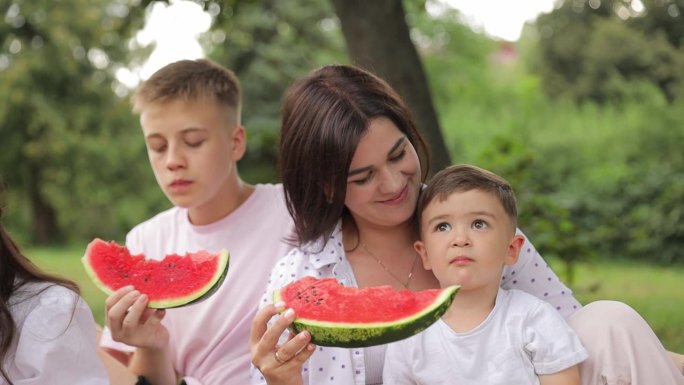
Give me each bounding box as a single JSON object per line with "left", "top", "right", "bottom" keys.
{"left": 250, "top": 302, "right": 316, "bottom": 384}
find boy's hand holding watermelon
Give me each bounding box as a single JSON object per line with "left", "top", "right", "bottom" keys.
{"left": 105, "top": 285, "right": 169, "bottom": 351}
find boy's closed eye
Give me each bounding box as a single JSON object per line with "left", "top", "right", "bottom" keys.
{"left": 185, "top": 140, "right": 205, "bottom": 148}
{"left": 146, "top": 138, "right": 167, "bottom": 153}
{"left": 182, "top": 130, "right": 208, "bottom": 148}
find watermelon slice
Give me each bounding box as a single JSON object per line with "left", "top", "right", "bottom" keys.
{"left": 275, "top": 276, "right": 459, "bottom": 348}
{"left": 82, "top": 238, "right": 229, "bottom": 309}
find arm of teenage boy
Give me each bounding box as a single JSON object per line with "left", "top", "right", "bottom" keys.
{"left": 97, "top": 347, "right": 138, "bottom": 384}
{"left": 105, "top": 285, "right": 176, "bottom": 385}
{"left": 539, "top": 365, "right": 581, "bottom": 385}
{"left": 95, "top": 325, "right": 138, "bottom": 384}
{"left": 668, "top": 352, "right": 684, "bottom": 376}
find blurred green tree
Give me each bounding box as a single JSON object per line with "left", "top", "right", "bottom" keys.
{"left": 195, "top": 0, "right": 452, "bottom": 177}
{"left": 533, "top": 0, "right": 684, "bottom": 103}
{"left": 0, "top": 0, "right": 159, "bottom": 243}
{"left": 1, "top": 0, "right": 462, "bottom": 243}
{"left": 198, "top": 0, "right": 346, "bottom": 182}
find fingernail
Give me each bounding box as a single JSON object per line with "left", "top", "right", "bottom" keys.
{"left": 132, "top": 290, "right": 140, "bottom": 297}
{"left": 274, "top": 301, "right": 286, "bottom": 311}
{"left": 298, "top": 331, "right": 310, "bottom": 340}
{"left": 307, "top": 343, "right": 315, "bottom": 351}
{"left": 138, "top": 294, "right": 147, "bottom": 302}
{"left": 284, "top": 308, "right": 295, "bottom": 319}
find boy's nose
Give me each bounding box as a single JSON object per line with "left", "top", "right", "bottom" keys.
{"left": 165, "top": 144, "right": 186, "bottom": 170}
{"left": 451, "top": 230, "right": 471, "bottom": 247}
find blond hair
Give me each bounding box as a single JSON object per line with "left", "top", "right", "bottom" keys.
{"left": 132, "top": 59, "right": 241, "bottom": 123}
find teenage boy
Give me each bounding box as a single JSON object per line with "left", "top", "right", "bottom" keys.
{"left": 100, "top": 59, "right": 295, "bottom": 385}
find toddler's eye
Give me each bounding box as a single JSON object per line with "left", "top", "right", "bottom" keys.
{"left": 472, "top": 220, "right": 488, "bottom": 230}
{"left": 435, "top": 222, "right": 451, "bottom": 232}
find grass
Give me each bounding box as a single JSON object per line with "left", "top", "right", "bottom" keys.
{"left": 549, "top": 257, "right": 684, "bottom": 353}
{"left": 25, "top": 244, "right": 684, "bottom": 353}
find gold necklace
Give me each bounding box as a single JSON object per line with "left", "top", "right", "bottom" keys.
{"left": 361, "top": 242, "right": 419, "bottom": 289}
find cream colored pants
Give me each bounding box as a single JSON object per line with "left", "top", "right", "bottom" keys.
{"left": 568, "top": 301, "right": 684, "bottom": 385}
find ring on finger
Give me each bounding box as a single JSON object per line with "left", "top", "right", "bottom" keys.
{"left": 274, "top": 351, "right": 287, "bottom": 364}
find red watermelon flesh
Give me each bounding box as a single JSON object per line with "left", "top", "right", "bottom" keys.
{"left": 82, "top": 238, "right": 229, "bottom": 308}
{"left": 281, "top": 277, "right": 444, "bottom": 323}
{"left": 275, "top": 276, "right": 459, "bottom": 347}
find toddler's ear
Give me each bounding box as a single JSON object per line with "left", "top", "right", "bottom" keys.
{"left": 414, "top": 241, "right": 431, "bottom": 270}
{"left": 505, "top": 235, "right": 525, "bottom": 266}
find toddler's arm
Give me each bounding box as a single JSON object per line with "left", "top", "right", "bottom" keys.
{"left": 539, "top": 365, "right": 581, "bottom": 385}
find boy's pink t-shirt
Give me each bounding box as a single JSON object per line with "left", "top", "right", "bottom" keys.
{"left": 100, "top": 184, "right": 296, "bottom": 385}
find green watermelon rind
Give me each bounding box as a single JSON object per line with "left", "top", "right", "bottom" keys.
{"left": 82, "top": 240, "right": 230, "bottom": 309}
{"left": 274, "top": 284, "right": 459, "bottom": 348}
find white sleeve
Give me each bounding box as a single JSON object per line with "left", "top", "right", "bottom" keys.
{"left": 523, "top": 300, "right": 589, "bottom": 375}
{"left": 13, "top": 288, "right": 109, "bottom": 385}
{"left": 502, "top": 229, "right": 582, "bottom": 318}
{"left": 383, "top": 340, "right": 417, "bottom": 385}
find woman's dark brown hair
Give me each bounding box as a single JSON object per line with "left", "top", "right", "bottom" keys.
{"left": 279, "top": 64, "right": 430, "bottom": 245}
{"left": 0, "top": 182, "right": 79, "bottom": 384}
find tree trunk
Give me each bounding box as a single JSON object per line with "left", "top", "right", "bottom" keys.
{"left": 28, "top": 163, "right": 60, "bottom": 244}
{"left": 330, "top": 0, "right": 451, "bottom": 174}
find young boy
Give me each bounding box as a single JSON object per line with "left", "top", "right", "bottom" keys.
{"left": 383, "top": 164, "right": 588, "bottom": 385}
{"left": 99, "top": 59, "right": 296, "bottom": 385}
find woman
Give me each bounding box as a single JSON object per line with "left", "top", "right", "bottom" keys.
{"left": 0, "top": 183, "right": 135, "bottom": 384}
{"left": 250, "top": 64, "right": 684, "bottom": 385}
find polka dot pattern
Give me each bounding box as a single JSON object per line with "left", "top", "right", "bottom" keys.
{"left": 501, "top": 230, "right": 582, "bottom": 319}
{"left": 250, "top": 221, "right": 365, "bottom": 384}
